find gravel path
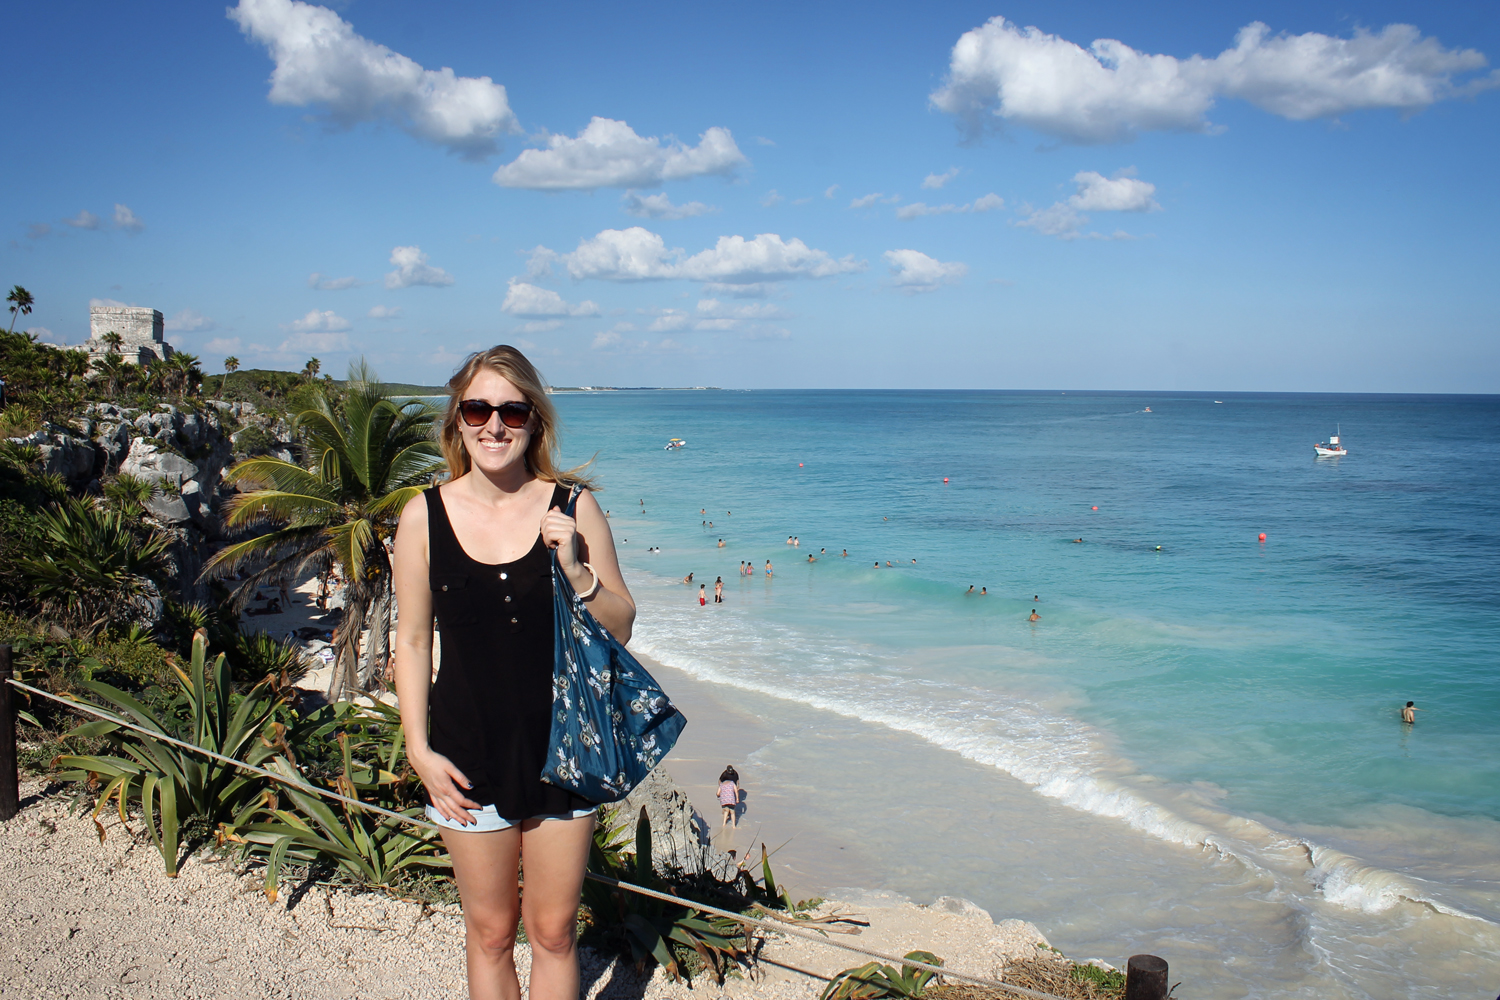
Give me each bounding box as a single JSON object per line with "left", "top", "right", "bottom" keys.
{"left": 0, "top": 781, "right": 1050, "bottom": 999}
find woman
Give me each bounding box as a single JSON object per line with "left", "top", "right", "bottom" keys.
{"left": 713, "top": 577, "right": 723, "bottom": 603}
{"left": 717, "top": 766, "right": 740, "bottom": 832}
{"left": 393, "top": 346, "right": 634, "bottom": 1000}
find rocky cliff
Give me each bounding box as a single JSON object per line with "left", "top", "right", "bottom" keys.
{"left": 8, "top": 400, "right": 298, "bottom": 605}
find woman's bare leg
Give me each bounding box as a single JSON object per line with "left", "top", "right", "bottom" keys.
{"left": 442, "top": 827, "right": 523, "bottom": 1000}
{"left": 518, "top": 813, "right": 595, "bottom": 1000}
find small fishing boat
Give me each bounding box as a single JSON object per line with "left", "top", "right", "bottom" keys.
{"left": 663, "top": 438, "right": 687, "bottom": 451}
{"left": 1314, "top": 426, "right": 1347, "bottom": 458}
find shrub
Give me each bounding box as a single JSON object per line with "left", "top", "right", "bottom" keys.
{"left": 55, "top": 630, "right": 283, "bottom": 875}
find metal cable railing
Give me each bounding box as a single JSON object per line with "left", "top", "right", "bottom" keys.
{"left": 0, "top": 664, "right": 1170, "bottom": 1000}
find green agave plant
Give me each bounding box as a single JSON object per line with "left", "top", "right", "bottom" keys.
{"left": 54, "top": 630, "right": 282, "bottom": 875}
{"left": 820, "top": 951, "right": 945, "bottom": 1000}
{"left": 230, "top": 724, "right": 449, "bottom": 902}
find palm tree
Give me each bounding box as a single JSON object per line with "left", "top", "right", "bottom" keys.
{"left": 200, "top": 361, "right": 442, "bottom": 700}
{"left": 302, "top": 357, "right": 321, "bottom": 379}
{"left": 165, "top": 351, "right": 201, "bottom": 401}
{"left": 100, "top": 330, "right": 124, "bottom": 355}
{"left": 93, "top": 352, "right": 131, "bottom": 397}
{"left": 6, "top": 286, "right": 34, "bottom": 334}
{"left": 221, "top": 356, "right": 240, "bottom": 399}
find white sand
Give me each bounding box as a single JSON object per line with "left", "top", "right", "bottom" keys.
{"left": 0, "top": 779, "right": 1050, "bottom": 999}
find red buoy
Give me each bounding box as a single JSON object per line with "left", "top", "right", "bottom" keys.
{"left": 798, "top": 462, "right": 804, "bottom": 467}
{"left": 943, "top": 478, "right": 949, "bottom": 483}
{"left": 1091, "top": 506, "right": 1098, "bottom": 510}
{"left": 1258, "top": 533, "right": 1267, "bottom": 542}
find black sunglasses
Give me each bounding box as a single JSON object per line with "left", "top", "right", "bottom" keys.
{"left": 458, "top": 398, "right": 534, "bottom": 429}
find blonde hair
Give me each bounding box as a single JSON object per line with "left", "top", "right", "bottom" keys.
{"left": 439, "top": 345, "right": 594, "bottom": 487}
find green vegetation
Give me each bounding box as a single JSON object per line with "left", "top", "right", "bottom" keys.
{"left": 203, "top": 362, "right": 443, "bottom": 699}
{"left": 55, "top": 631, "right": 282, "bottom": 875}
{"left": 821, "top": 952, "right": 944, "bottom": 1000}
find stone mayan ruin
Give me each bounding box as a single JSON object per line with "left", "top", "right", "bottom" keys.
{"left": 84, "top": 305, "right": 175, "bottom": 365}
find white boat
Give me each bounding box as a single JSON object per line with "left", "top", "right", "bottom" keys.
{"left": 663, "top": 438, "right": 686, "bottom": 451}
{"left": 1314, "top": 426, "right": 1347, "bottom": 458}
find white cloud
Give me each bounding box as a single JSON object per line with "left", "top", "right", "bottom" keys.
{"left": 284, "top": 309, "right": 351, "bottom": 333}
{"left": 922, "top": 167, "right": 960, "bottom": 189}
{"left": 384, "top": 245, "right": 454, "bottom": 289}
{"left": 592, "top": 330, "right": 624, "bottom": 349}
{"left": 165, "top": 308, "right": 216, "bottom": 333}
{"left": 896, "top": 193, "right": 1005, "bottom": 219}
{"left": 622, "top": 191, "right": 715, "bottom": 219}
{"left": 761, "top": 189, "right": 784, "bottom": 208}
{"left": 278, "top": 330, "right": 351, "bottom": 353}
{"left": 308, "top": 272, "right": 362, "bottom": 290}
{"left": 850, "top": 193, "right": 904, "bottom": 210}
{"left": 703, "top": 282, "right": 775, "bottom": 299}
{"left": 517, "top": 319, "right": 564, "bottom": 334}
{"left": 932, "top": 16, "right": 1499, "bottom": 144}
{"left": 500, "top": 280, "right": 600, "bottom": 317}
{"left": 228, "top": 0, "right": 516, "bottom": 159}
{"left": 551, "top": 228, "right": 865, "bottom": 284}
{"left": 491, "top": 117, "right": 745, "bottom": 190}
{"left": 524, "top": 245, "right": 559, "bottom": 279}
{"left": 114, "top": 204, "right": 144, "bottom": 232}
{"left": 62, "top": 210, "right": 100, "bottom": 230}
{"left": 1018, "top": 170, "right": 1159, "bottom": 238}
{"left": 648, "top": 310, "right": 691, "bottom": 333}
{"left": 25, "top": 327, "right": 58, "bottom": 344}
{"left": 206, "top": 337, "right": 243, "bottom": 353}
{"left": 883, "top": 249, "right": 968, "bottom": 293}
{"left": 754, "top": 135, "right": 777, "bottom": 146}
{"left": 367, "top": 305, "right": 402, "bottom": 319}
{"left": 824, "top": 184, "right": 840, "bottom": 199}
{"left": 1069, "top": 171, "right": 1159, "bottom": 212}
{"left": 25, "top": 223, "right": 51, "bottom": 240}
{"left": 89, "top": 297, "right": 131, "bottom": 308}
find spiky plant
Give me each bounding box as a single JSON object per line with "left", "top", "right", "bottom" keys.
{"left": 19, "top": 495, "right": 171, "bottom": 632}
{"left": 200, "top": 361, "right": 442, "bottom": 700}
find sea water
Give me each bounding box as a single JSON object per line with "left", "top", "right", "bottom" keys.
{"left": 548, "top": 389, "right": 1500, "bottom": 999}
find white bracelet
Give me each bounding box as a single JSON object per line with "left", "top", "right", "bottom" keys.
{"left": 576, "top": 562, "right": 600, "bottom": 600}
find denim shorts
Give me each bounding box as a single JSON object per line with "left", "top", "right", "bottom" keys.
{"left": 425, "top": 802, "right": 596, "bottom": 833}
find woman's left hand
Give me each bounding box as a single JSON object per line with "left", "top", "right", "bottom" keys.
{"left": 540, "top": 505, "right": 580, "bottom": 571}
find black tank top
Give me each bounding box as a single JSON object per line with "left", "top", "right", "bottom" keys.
{"left": 425, "top": 482, "right": 591, "bottom": 818}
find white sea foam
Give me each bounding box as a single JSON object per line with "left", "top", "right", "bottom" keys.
{"left": 626, "top": 570, "right": 1498, "bottom": 928}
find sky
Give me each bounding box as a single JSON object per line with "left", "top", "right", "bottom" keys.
{"left": 3, "top": 0, "right": 1497, "bottom": 391}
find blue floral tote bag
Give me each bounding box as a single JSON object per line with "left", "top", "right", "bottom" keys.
{"left": 541, "top": 485, "right": 686, "bottom": 803}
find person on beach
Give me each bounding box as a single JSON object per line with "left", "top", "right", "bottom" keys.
{"left": 1402, "top": 701, "right": 1421, "bottom": 724}
{"left": 698, "top": 584, "right": 707, "bottom": 606}
{"left": 714, "top": 577, "right": 723, "bottom": 603}
{"left": 765, "top": 560, "right": 773, "bottom": 577}
{"left": 718, "top": 766, "right": 741, "bottom": 832}
{"left": 393, "top": 345, "right": 634, "bottom": 1000}
{"left": 1028, "top": 609, "right": 1041, "bottom": 621}
{"left": 683, "top": 572, "right": 694, "bottom": 585}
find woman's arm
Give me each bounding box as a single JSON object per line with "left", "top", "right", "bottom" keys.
{"left": 540, "top": 487, "right": 637, "bottom": 644}
{"left": 391, "top": 492, "right": 481, "bottom": 824}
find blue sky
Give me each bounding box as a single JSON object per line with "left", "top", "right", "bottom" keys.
{"left": 3, "top": 1, "right": 1497, "bottom": 391}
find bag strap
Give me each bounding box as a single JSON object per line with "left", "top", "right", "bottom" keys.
{"left": 563, "top": 482, "right": 583, "bottom": 517}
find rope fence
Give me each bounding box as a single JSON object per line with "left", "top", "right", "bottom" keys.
{"left": 0, "top": 644, "right": 1172, "bottom": 1000}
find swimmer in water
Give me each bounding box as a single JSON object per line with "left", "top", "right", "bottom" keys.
{"left": 765, "top": 560, "right": 773, "bottom": 577}
{"left": 1028, "top": 610, "right": 1041, "bottom": 621}
{"left": 807, "top": 554, "right": 816, "bottom": 563}
{"left": 966, "top": 586, "right": 975, "bottom": 595}
{"left": 1073, "top": 538, "right": 1083, "bottom": 544}
{"left": 683, "top": 572, "right": 694, "bottom": 585}
{"left": 718, "top": 538, "right": 725, "bottom": 547}
{"left": 842, "top": 549, "right": 848, "bottom": 557}
{"left": 1401, "top": 701, "right": 1421, "bottom": 724}
{"left": 980, "top": 587, "right": 987, "bottom": 595}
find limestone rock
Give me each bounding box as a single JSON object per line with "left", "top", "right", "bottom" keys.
{"left": 619, "top": 767, "right": 738, "bottom": 880}
{"left": 144, "top": 493, "right": 191, "bottom": 523}
{"left": 120, "top": 439, "right": 198, "bottom": 487}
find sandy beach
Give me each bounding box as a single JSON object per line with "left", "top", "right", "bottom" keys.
{"left": 0, "top": 770, "right": 1055, "bottom": 1000}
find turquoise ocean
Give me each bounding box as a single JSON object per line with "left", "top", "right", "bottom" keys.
{"left": 546, "top": 389, "right": 1499, "bottom": 999}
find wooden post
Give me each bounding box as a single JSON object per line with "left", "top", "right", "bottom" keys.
{"left": 1125, "top": 954, "right": 1169, "bottom": 1000}
{"left": 0, "top": 644, "right": 17, "bottom": 821}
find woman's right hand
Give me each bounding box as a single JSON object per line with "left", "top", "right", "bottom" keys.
{"left": 409, "top": 746, "right": 482, "bottom": 825}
